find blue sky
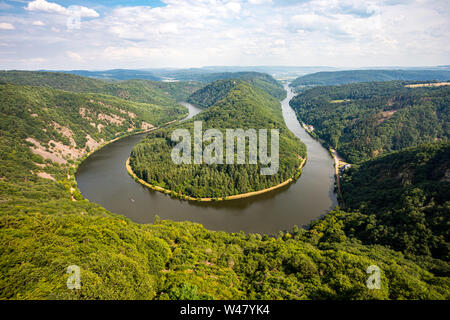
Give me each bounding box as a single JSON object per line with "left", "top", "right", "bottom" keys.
{"left": 0, "top": 0, "right": 449, "bottom": 69}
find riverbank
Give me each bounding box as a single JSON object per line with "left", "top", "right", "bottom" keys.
{"left": 77, "top": 85, "right": 337, "bottom": 233}
{"left": 330, "top": 147, "right": 347, "bottom": 207}
{"left": 126, "top": 156, "right": 307, "bottom": 202}
{"left": 69, "top": 115, "right": 187, "bottom": 201}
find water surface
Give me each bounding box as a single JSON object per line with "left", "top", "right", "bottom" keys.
{"left": 76, "top": 87, "right": 337, "bottom": 234}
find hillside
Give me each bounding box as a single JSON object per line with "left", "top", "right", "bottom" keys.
{"left": 184, "top": 72, "right": 286, "bottom": 100}
{"left": 0, "top": 83, "right": 186, "bottom": 166}
{"left": 58, "top": 69, "right": 161, "bottom": 81}
{"left": 0, "top": 81, "right": 448, "bottom": 300}
{"left": 290, "top": 70, "right": 450, "bottom": 89}
{"left": 289, "top": 81, "right": 450, "bottom": 163}
{"left": 336, "top": 141, "right": 450, "bottom": 260}
{"left": 0, "top": 71, "right": 204, "bottom": 106}
{"left": 130, "top": 80, "right": 306, "bottom": 198}
{"left": 186, "top": 79, "right": 238, "bottom": 108}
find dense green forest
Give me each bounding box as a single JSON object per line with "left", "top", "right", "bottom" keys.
{"left": 291, "top": 70, "right": 450, "bottom": 88}
{"left": 186, "top": 79, "right": 238, "bottom": 108}
{"left": 3, "top": 213, "right": 449, "bottom": 299}
{"left": 0, "top": 83, "right": 186, "bottom": 163}
{"left": 184, "top": 72, "right": 286, "bottom": 100}
{"left": 0, "top": 74, "right": 448, "bottom": 300}
{"left": 336, "top": 141, "right": 450, "bottom": 260}
{"left": 0, "top": 71, "right": 204, "bottom": 105}
{"left": 289, "top": 81, "right": 450, "bottom": 163}
{"left": 130, "top": 80, "right": 305, "bottom": 198}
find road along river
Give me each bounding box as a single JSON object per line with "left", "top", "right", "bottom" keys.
{"left": 76, "top": 87, "right": 338, "bottom": 234}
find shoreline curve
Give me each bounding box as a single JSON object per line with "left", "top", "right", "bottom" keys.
{"left": 126, "top": 156, "right": 307, "bottom": 202}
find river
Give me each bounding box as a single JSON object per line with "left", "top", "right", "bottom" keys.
{"left": 76, "top": 86, "right": 337, "bottom": 234}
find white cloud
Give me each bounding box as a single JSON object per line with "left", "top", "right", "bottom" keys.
{"left": 66, "top": 51, "right": 83, "bottom": 61}
{"left": 25, "top": 0, "right": 67, "bottom": 15}
{"left": 0, "top": 22, "right": 14, "bottom": 30}
{"left": 25, "top": 0, "right": 99, "bottom": 18}
{"left": 0, "top": 0, "right": 448, "bottom": 69}
{"left": 248, "top": 0, "right": 272, "bottom": 4}
{"left": 32, "top": 20, "right": 45, "bottom": 26}
{"left": 75, "top": 6, "right": 100, "bottom": 18}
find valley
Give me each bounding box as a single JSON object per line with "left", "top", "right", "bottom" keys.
{"left": 0, "top": 70, "right": 448, "bottom": 300}
{"left": 75, "top": 84, "right": 337, "bottom": 234}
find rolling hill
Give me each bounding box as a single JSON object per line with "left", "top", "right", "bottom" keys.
{"left": 184, "top": 71, "right": 286, "bottom": 100}
{"left": 129, "top": 80, "right": 305, "bottom": 198}
{"left": 337, "top": 141, "right": 450, "bottom": 260}
{"left": 0, "top": 71, "right": 204, "bottom": 106}
{"left": 291, "top": 69, "right": 450, "bottom": 89}
{"left": 289, "top": 81, "right": 450, "bottom": 163}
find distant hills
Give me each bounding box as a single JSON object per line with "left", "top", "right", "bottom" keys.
{"left": 40, "top": 66, "right": 337, "bottom": 82}
{"left": 0, "top": 70, "right": 203, "bottom": 105}
{"left": 291, "top": 69, "right": 450, "bottom": 88}
{"left": 54, "top": 69, "right": 161, "bottom": 81}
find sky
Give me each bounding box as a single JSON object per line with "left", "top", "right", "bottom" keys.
{"left": 0, "top": 0, "right": 449, "bottom": 70}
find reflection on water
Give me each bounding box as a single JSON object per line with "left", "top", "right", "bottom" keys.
{"left": 76, "top": 87, "right": 337, "bottom": 234}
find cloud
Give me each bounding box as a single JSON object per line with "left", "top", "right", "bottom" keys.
{"left": 32, "top": 20, "right": 45, "bottom": 26}
{"left": 248, "top": 0, "right": 272, "bottom": 4}
{"left": 66, "top": 51, "right": 83, "bottom": 61}
{"left": 0, "top": 22, "right": 15, "bottom": 30}
{"left": 25, "top": 0, "right": 67, "bottom": 15}
{"left": 0, "top": 0, "right": 448, "bottom": 69}
{"left": 25, "top": 0, "right": 99, "bottom": 18}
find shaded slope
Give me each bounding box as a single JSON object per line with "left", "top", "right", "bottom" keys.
{"left": 337, "top": 141, "right": 450, "bottom": 259}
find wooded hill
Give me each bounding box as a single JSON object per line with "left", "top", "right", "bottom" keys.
{"left": 336, "top": 141, "right": 450, "bottom": 260}
{"left": 289, "top": 81, "right": 449, "bottom": 163}
{"left": 0, "top": 70, "right": 204, "bottom": 105}
{"left": 130, "top": 80, "right": 305, "bottom": 198}
{"left": 291, "top": 69, "right": 450, "bottom": 89}
{"left": 185, "top": 71, "right": 286, "bottom": 100}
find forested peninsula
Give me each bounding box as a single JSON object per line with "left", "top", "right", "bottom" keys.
{"left": 129, "top": 80, "right": 306, "bottom": 199}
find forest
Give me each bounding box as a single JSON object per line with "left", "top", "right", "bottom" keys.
{"left": 0, "top": 71, "right": 448, "bottom": 300}
{"left": 130, "top": 80, "right": 305, "bottom": 198}
{"left": 0, "top": 70, "right": 204, "bottom": 106}
{"left": 289, "top": 81, "right": 450, "bottom": 163}
{"left": 291, "top": 69, "right": 450, "bottom": 88}
{"left": 337, "top": 141, "right": 450, "bottom": 260}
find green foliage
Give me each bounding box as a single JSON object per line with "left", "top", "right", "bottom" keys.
{"left": 2, "top": 214, "right": 448, "bottom": 300}
{"left": 290, "top": 81, "right": 450, "bottom": 162}
{"left": 130, "top": 80, "right": 306, "bottom": 198}
{"left": 187, "top": 79, "right": 238, "bottom": 108}
{"left": 0, "top": 73, "right": 448, "bottom": 300}
{"left": 0, "top": 70, "right": 203, "bottom": 106}
{"left": 291, "top": 70, "right": 450, "bottom": 88}
{"left": 186, "top": 72, "right": 286, "bottom": 100}
{"left": 338, "top": 141, "right": 450, "bottom": 260}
